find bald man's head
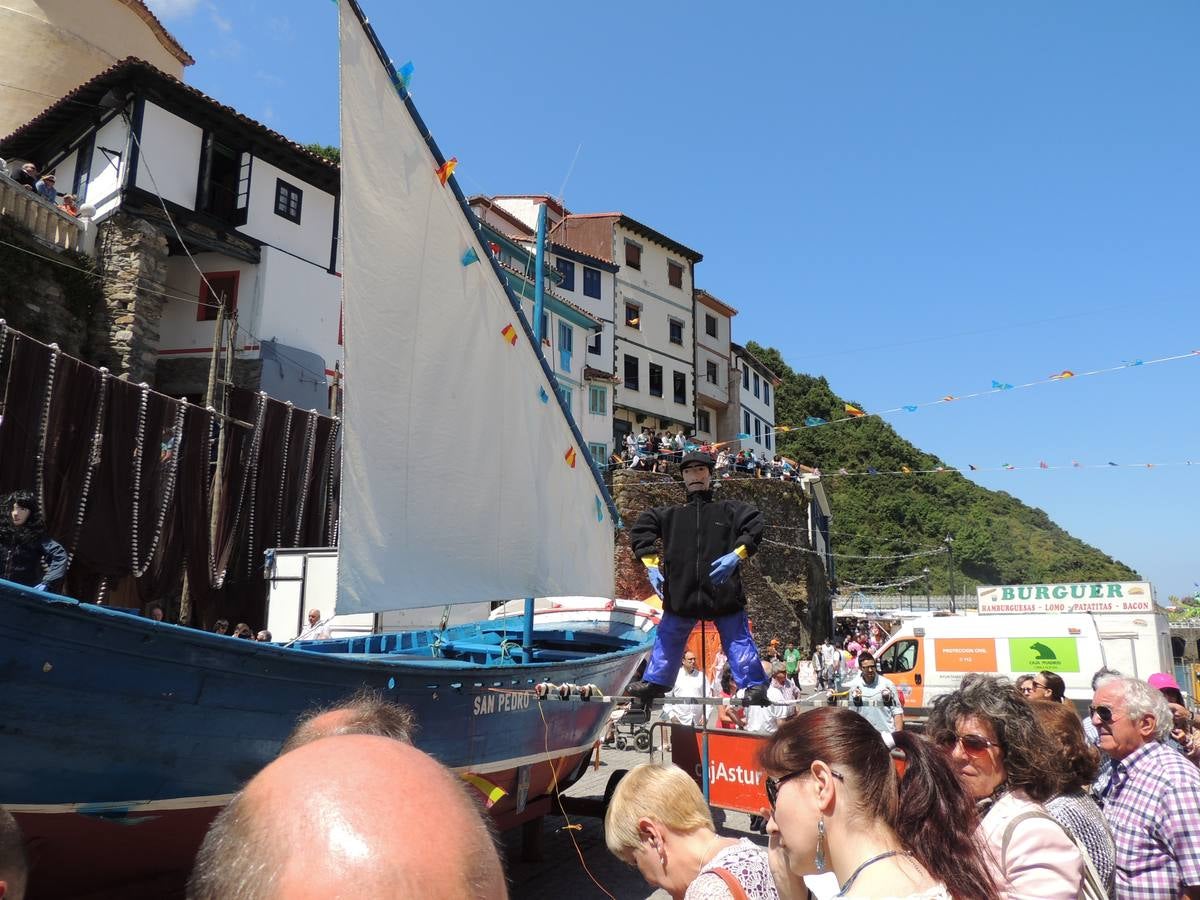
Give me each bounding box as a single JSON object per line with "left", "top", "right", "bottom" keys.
{"left": 187, "top": 736, "right": 507, "bottom": 900}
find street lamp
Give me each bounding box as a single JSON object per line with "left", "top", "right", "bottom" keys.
{"left": 944, "top": 535, "right": 955, "bottom": 613}
{"left": 923, "top": 567, "right": 931, "bottom": 610}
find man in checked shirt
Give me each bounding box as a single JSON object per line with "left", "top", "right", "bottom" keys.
{"left": 1091, "top": 675, "right": 1200, "bottom": 899}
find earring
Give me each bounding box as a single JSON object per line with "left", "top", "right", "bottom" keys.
{"left": 814, "top": 817, "right": 827, "bottom": 872}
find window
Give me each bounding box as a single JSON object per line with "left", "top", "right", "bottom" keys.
{"left": 558, "top": 322, "right": 573, "bottom": 372}
{"left": 669, "top": 318, "right": 683, "bottom": 345}
{"left": 753, "top": 372, "right": 761, "bottom": 398}
{"left": 649, "top": 363, "right": 663, "bottom": 398}
{"left": 588, "top": 331, "right": 602, "bottom": 355}
{"left": 540, "top": 312, "right": 549, "bottom": 343}
{"left": 73, "top": 134, "right": 95, "bottom": 200}
{"left": 743, "top": 367, "right": 749, "bottom": 390}
{"left": 589, "top": 385, "right": 607, "bottom": 416}
{"left": 583, "top": 266, "right": 601, "bottom": 299}
{"left": 706, "top": 360, "right": 718, "bottom": 384}
{"left": 673, "top": 371, "right": 686, "bottom": 405}
{"left": 556, "top": 258, "right": 575, "bottom": 291}
{"left": 668, "top": 260, "right": 683, "bottom": 288}
{"left": 764, "top": 383, "right": 771, "bottom": 405}
{"left": 274, "top": 178, "right": 303, "bottom": 224}
{"left": 744, "top": 410, "right": 751, "bottom": 434}
{"left": 625, "top": 303, "right": 641, "bottom": 329}
{"left": 765, "top": 432, "right": 772, "bottom": 450}
{"left": 198, "top": 136, "right": 250, "bottom": 226}
{"left": 197, "top": 271, "right": 240, "bottom": 322}
{"left": 878, "top": 640, "right": 918, "bottom": 675}
{"left": 697, "top": 410, "right": 711, "bottom": 433}
{"left": 754, "top": 417, "right": 762, "bottom": 443}
{"left": 558, "top": 385, "right": 572, "bottom": 409}
{"left": 624, "top": 354, "right": 639, "bottom": 391}
{"left": 705, "top": 314, "right": 717, "bottom": 338}
{"left": 624, "top": 241, "right": 641, "bottom": 270}
{"left": 588, "top": 442, "right": 607, "bottom": 463}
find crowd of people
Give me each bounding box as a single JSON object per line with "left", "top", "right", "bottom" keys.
{"left": 608, "top": 668, "right": 1200, "bottom": 900}
{"left": 618, "top": 428, "right": 817, "bottom": 482}
{"left": 5, "top": 160, "right": 81, "bottom": 216}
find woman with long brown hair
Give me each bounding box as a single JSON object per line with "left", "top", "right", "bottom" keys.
{"left": 759, "top": 706, "right": 998, "bottom": 899}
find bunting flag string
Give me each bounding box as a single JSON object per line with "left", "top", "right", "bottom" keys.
{"left": 761, "top": 538, "right": 948, "bottom": 560}
{"left": 841, "top": 573, "right": 930, "bottom": 592}
{"left": 823, "top": 459, "right": 1196, "bottom": 478}
{"left": 701, "top": 347, "right": 1199, "bottom": 450}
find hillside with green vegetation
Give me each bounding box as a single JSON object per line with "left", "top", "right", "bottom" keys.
{"left": 746, "top": 342, "right": 1140, "bottom": 595}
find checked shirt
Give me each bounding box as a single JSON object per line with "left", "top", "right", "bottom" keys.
{"left": 1103, "top": 740, "right": 1200, "bottom": 899}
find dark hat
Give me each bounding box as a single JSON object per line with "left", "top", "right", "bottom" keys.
{"left": 679, "top": 450, "right": 715, "bottom": 471}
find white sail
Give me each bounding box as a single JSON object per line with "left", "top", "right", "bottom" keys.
{"left": 336, "top": 3, "right": 615, "bottom": 614}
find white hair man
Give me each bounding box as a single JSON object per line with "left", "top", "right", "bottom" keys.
{"left": 1091, "top": 675, "right": 1200, "bottom": 898}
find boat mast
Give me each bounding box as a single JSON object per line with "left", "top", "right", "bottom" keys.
{"left": 522, "top": 202, "right": 550, "bottom": 656}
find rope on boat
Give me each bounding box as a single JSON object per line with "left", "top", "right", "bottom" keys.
{"left": 484, "top": 682, "right": 830, "bottom": 708}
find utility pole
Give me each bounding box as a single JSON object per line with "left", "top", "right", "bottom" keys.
{"left": 923, "top": 566, "right": 931, "bottom": 610}
{"left": 945, "top": 535, "right": 955, "bottom": 613}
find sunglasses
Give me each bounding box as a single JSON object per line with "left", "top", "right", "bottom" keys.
{"left": 937, "top": 733, "right": 1001, "bottom": 755}
{"left": 764, "top": 768, "right": 845, "bottom": 810}
{"left": 1089, "top": 705, "right": 1121, "bottom": 724}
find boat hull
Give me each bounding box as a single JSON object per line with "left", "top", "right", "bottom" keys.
{"left": 0, "top": 582, "right": 651, "bottom": 897}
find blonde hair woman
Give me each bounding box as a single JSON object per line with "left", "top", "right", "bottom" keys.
{"left": 605, "top": 763, "right": 778, "bottom": 899}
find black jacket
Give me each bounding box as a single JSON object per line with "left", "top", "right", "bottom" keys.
{"left": 0, "top": 529, "right": 68, "bottom": 588}
{"left": 630, "top": 490, "right": 763, "bottom": 619}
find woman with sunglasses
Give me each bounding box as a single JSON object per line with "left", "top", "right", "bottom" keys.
{"left": 927, "top": 676, "right": 1084, "bottom": 899}
{"left": 759, "top": 706, "right": 998, "bottom": 900}
{"left": 605, "top": 763, "right": 779, "bottom": 899}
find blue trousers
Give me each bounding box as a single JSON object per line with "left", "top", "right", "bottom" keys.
{"left": 644, "top": 609, "right": 768, "bottom": 690}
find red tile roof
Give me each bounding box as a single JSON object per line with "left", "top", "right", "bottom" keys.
{"left": 121, "top": 0, "right": 195, "bottom": 66}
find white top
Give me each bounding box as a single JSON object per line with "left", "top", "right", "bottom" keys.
{"left": 744, "top": 679, "right": 800, "bottom": 735}
{"left": 685, "top": 839, "right": 780, "bottom": 900}
{"left": 841, "top": 672, "right": 902, "bottom": 734}
{"left": 662, "top": 667, "right": 707, "bottom": 727}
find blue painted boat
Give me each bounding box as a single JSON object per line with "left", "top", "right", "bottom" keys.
{"left": 3, "top": 582, "right": 652, "bottom": 895}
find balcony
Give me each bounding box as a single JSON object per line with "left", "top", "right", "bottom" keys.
{"left": 0, "top": 173, "right": 90, "bottom": 254}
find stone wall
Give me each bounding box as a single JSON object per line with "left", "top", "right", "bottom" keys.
{"left": 93, "top": 213, "right": 169, "bottom": 383}
{"left": 155, "top": 356, "right": 263, "bottom": 400}
{"left": 611, "top": 470, "right": 830, "bottom": 654}
{"left": 0, "top": 214, "right": 103, "bottom": 359}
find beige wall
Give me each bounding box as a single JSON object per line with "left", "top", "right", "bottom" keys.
{"left": 0, "top": 0, "right": 187, "bottom": 140}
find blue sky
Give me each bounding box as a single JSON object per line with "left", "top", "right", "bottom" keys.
{"left": 146, "top": 1, "right": 1198, "bottom": 600}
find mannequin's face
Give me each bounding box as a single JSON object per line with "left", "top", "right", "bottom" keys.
{"left": 11, "top": 504, "right": 30, "bottom": 527}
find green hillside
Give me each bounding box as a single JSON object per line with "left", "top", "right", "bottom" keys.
{"left": 746, "top": 342, "right": 1140, "bottom": 595}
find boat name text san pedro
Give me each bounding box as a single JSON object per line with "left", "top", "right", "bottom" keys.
{"left": 473, "top": 692, "right": 532, "bottom": 716}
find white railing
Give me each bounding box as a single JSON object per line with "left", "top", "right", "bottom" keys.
{"left": 0, "top": 173, "right": 89, "bottom": 254}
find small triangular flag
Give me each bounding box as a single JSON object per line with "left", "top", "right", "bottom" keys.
{"left": 1051, "top": 370, "right": 1075, "bottom": 380}
{"left": 1039, "top": 461, "right": 1049, "bottom": 469}
{"left": 776, "top": 425, "right": 792, "bottom": 433}
{"left": 538, "top": 387, "right": 549, "bottom": 404}
{"left": 435, "top": 157, "right": 458, "bottom": 185}
{"left": 595, "top": 496, "right": 604, "bottom": 522}
{"left": 941, "top": 395, "right": 955, "bottom": 402}
{"left": 1124, "top": 359, "right": 1143, "bottom": 367}
{"left": 1072, "top": 460, "right": 1082, "bottom": 468}
{"left": 396, "top": 60, "right": 414, "bottom": 90}
{"left": 1004, "top": 464, "right": 1015, "bottom": 470}
{"left": 462, "top": 247, "right": 479, "bottom": 266}
{"left": 867, "top": 466, "right": 879, "bottom": 475}
{"left": 844, "top": 404, "right": 865, "bottom": 418}
{"left": 565, "top": 447, "right": 577, "bottom": 468}
{"left": 736, "top": 432, "right": 751, "bottom": 440}
{"left": 804, "top": 416, "right": 826, "bottom": 427}
{"left": 969, "top": 464, "right": 977, "bottom": 471}
{"left": 500, "top": 324, "right": 518, "bottom": 346}
{"left": 1107, "top": 461, "right": 1119, "bottom": 466}
{"left": 991, "top": 380, "right": 1013, "bottom": 390}
{"left": 900, "top": 465, "right": 912, "bottom": 474}
{"left": 838, "top": 468, "right": 849, "bottom": 475}
{"left": 902, "top": 405, "right": 918, "bottom": 413}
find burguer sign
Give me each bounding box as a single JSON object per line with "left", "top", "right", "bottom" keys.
{"left": 976, "top": 581, "right": 1155, "bottom": 614}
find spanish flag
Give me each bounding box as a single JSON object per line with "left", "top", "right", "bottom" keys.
{"left": 500, "top": 324, "right": 518, "bottom": 346}
{"left": 565, "top": 446, "right": 577, "bottom": 468}
{"left": 900, "top": 465, "right": 912, "bottom": 474}
{"left": 461, "top": 773, "right": 507, "bottom": 809}
{"left": 1050, "top": 370, "right": 1075, "bottom": 380}
{"left": 435, "top": 157, "right": 458, "bottom": 185}
{"left": 844, "top": 404, "right": 865, "bottom": 418}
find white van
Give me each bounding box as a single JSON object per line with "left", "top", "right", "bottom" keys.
{"left": 875, "top": 581, "right": 1172, "bottom": 706}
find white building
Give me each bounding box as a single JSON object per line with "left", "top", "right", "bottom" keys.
{"left": 692, "top": 288, "right": 737, "bottom": 446}
{"left": 555, "top": 212, "right": 702, "bottom": 449}
{"left": 0, "top": 58, "right": 341, "bottom": 411}
{"left": 730, "top": 341, "right": 778, "bottom": 455}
